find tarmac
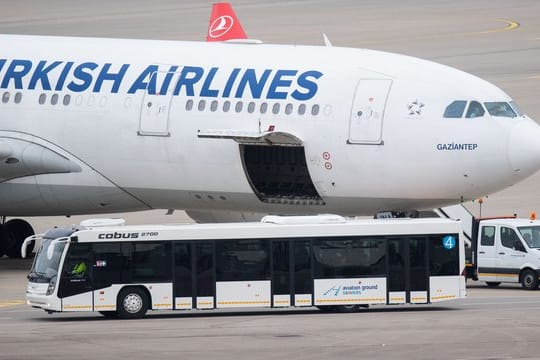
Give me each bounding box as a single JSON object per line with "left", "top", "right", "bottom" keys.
{"left": 1, "top": 1, "right": 540, "bottom": 359}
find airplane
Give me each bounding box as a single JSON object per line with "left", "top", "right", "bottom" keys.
{"left": 1, "top": 2, "right": 540, "bottom": 257}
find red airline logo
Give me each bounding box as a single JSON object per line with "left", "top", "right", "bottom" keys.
{"left": 208, "top": 15, "right": 234, "bottom": 39}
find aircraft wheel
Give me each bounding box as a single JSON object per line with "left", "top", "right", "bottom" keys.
{"left": 485, "top": 282, "right": 501, "bottom": 287}
{"left": 0, "top": 225, "right": 6, "bottom": 257}
{"left": 4, "top": 219, "right": 35, "bottom": 258}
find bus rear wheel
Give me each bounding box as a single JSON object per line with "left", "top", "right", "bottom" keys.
{"left": 117, "top": 287, "right": 149, "bottom": 319}
{"left": 521, "top": 270, "right": 539, "bottom": 290}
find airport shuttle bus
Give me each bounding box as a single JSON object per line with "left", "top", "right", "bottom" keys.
{"left": 26, "top": 216, "right": 466, "bottom": 318}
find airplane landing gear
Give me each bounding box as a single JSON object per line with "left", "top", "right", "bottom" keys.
{"left": 0, "top": 218, "right": 35, "bottom": 258}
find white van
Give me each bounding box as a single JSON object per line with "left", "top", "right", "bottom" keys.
{"left": 476, "top": 218, "right": 540, "bottom": 289}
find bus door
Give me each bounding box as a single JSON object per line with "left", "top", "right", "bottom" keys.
{"left": 58, "top": 243, "right": 94, "bottom": 312}
{"left": 387, "top": 237, "right": 428, "bottom": 304}
{"left": 271, "top": 239, "right": 313, "bottom": 307}
{"left": 173, "top": 241, "right": 216, "bottom": 310}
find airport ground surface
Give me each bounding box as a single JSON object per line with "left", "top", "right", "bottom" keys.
{"left": 2, "top": 258, "right": 540, "bottom": 360}
{"left": 2, "top": 0, "right": 540, "bottom": 359}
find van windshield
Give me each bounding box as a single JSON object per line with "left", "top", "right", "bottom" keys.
{"left": 517, "top": 226, "right": 540, "bottom": 248}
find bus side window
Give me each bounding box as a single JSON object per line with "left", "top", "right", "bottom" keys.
{"left": 216, "top": 239, "right": 270, "bottom": 281}
{"left": 122, "top": 242, "right": 172, "bottom": 283}
{"left": 480, "top": 226, "right": 495, "bottom": 246}
{"left": 429, "top": 235, "right": 459, "bottom": 276}
{"left": 62, "top": 243, "right": 92, "bottom": 278}
{"left": 92, "top": 243, "right": 122, "bottom": 288}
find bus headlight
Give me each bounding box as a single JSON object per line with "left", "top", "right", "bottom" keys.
{"left": 46, "top": 278, "right": 56, "bottom": 295}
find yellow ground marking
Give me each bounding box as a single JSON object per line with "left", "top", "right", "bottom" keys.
{"left": 0, "top": 300, "right": 26, "bottom": 308}
{"left": 360, "top": 18, "right": 520, "bottom": 46}
{"left": 476, "top": 19, "right": 520, "bottom": 34}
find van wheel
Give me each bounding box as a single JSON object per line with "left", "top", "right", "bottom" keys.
{"left": 521, "top": 270, "right": 539, "bottom": 290}
{"left": 117, "top": 287, "right": 149, "bottom": 319}
{"left": 486, "top": 282, "right": 501, "bottom": 287}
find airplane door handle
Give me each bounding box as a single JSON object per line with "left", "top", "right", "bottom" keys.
{"left": 498, "top": 252, "right": 505, "bottom": 255}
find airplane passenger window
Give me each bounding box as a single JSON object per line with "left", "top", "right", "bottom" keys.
{"left": 260, "top": 102, "right": 268, "bottom": 114}
{"left": 14, "top": 92, "right": 22, "bottom": 104}
{"left": 2, "top": 92, "right": 9, "bottom": 103}
{"left": 210, "top": 100, "right": 218, "bottom": 112}
{"left": 223, "top": 100, "right": 231, "bottom": 112}
{"left": 51, "top": 94, "right": 59, "bottom": 105}
{"left": 298, "top": 104, "right": 306, "bottom": 115}
{"left": 443, "top": 100, "right": 467, "bottom": 118}
{"left": 185, "top": 99, "right": 193, "bottom": 111}
{"left": 484, "top": 102, "right": 516, "bottom": 118}
{"left": 509, "top": 101, "right": 524, "bottom": 116}
{"left": 235, "top": 101, "right": 243, "bottom": 113}
{"left": 198, "top": 100, "right": 206, "bottom": 111}
{"left": 272, "top": 103, "right": 280, "bottom": 114}
{"left": 465, "top": 101, "right": 485, "bottom": 118}
{"left": 247, "top": 102, "right": 255, "bottom": 113}
{"left": 39, "top": 93, "right": 46, "bottom": 105}
{"left": 311, "top": 104, "right": 320, "bottom": 116}
{"left": 285, "top": 103, "right": 293, "bottom": 115}
{"left": 63, "top": 95, "right": 71, "bottom": 106}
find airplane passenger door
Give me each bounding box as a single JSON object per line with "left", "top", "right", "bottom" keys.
{"left": 138, "top": 71, "right": 177, "bottom": 137}
{"left": 348, "top": 79, "right": 392, "bottom": 144}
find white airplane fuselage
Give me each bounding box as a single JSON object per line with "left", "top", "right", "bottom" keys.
{"left": 1, "top": 35, "right": 540, "bottom": 217}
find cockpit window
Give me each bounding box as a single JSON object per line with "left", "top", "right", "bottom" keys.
{"left": 509, "top": 101, "right": 524, "bottom": 116}
{"left": 444, "top": 100, "right": 467, "bottom": 118}
{"left": 465, "top": 101, "right": 485, "bottom": 118}
{"left": 484, "top": 102, "right": 517, "bottom": 118}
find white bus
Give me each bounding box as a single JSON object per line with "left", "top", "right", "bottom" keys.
{"left": 26, "top": 215, "right": 466, "bottom": 319}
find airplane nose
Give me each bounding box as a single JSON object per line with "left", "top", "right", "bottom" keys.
{"left": 508, "top": 119, "right": 540, "bottom": 177}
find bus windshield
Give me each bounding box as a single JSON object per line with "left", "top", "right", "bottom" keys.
{"left": 518, "top": 226, "right": 540, "bottom": 249}
{"left": 28, "top": 238, "right": 67, "bottom": 283}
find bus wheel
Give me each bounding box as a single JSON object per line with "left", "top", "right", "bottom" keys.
{"left": 486, "top": 282, "right": 501, "bottom": 287}
{"left": 520, "top": 270, "right": 539, "bottom": 290}
{"left": 335, "top": 304, "right": 368, "bottom": 313}
{"left": 99, "top": 311, "right": 118, "bottom": 318}
{"left": 117, "top": 287, "right": 149, "bottom": 319}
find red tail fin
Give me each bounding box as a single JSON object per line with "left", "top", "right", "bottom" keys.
{"left": 206, "top": 2, "right": 247, "bottom": 42}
